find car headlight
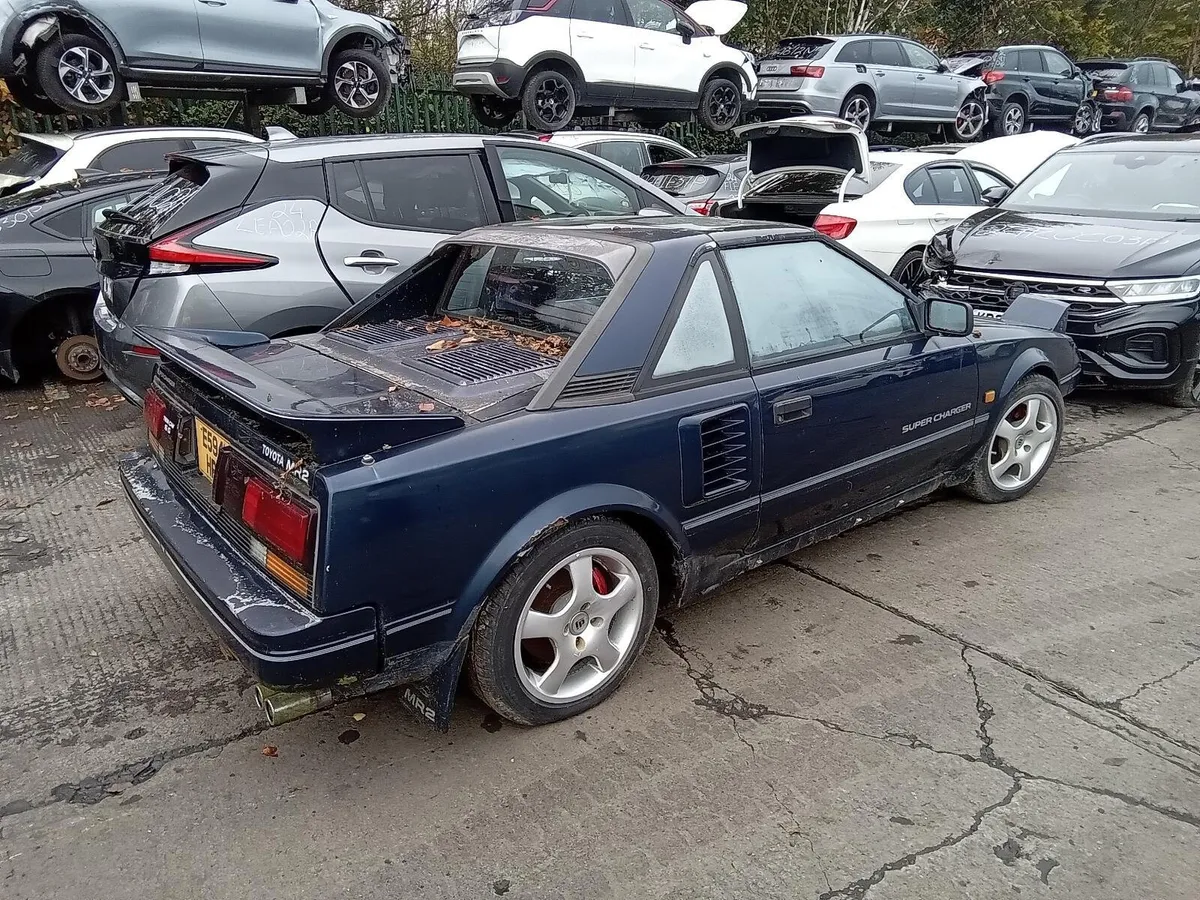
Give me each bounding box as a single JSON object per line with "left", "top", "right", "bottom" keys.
{"left": 1106, "top": 277, "right": 1200, "bottom": 303}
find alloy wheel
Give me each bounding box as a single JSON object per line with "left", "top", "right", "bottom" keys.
{"left": 844, "top": 96, "right": 871, "bottom": 129}
{"left": 57, "top": 47, "right": 115, "bottom": 105}
{"left": 334, "top": 60, "right": 380, "bottom": 110}
{"left": 988, "top": 394, "right": 1058, "bottom": 490}
{"left": 1191, "top": 366, "right": 1200, "bottom": 403}
{"left": 955, "top": 99, "right": 985, "bottom": 140}
{"left": 1002, "top": 105, "right": 1024, "bottom": 135}
{"left": 1074, "top": 104, "right": 1092, "bottom": 134}
{"left": 514, "top": 547, "right": 644, "bottom": 704}
{"left": 897, "top": 257, "right": 924, "bottom": 288}
{"left": 1133, "top": 114, "right": 1151, "bottom": 133}
{"left": 534, "top": 75, "right": 572, "bottom": 127}
{"left": 707, "top": 84, "right": 739, "bottom": 127}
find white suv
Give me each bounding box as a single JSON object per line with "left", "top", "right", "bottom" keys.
{"left": 454, "top": 0, "right": 756, "bottom": 133}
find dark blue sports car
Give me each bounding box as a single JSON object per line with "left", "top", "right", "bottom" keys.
{"left": 119, "top": 217, "right": 1080, "bottom": 730}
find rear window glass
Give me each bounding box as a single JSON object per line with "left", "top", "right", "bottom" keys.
{"left": 943, "top": 51, "right": 992, "bottom": 71}
{"left": 642, "top": 165, "right": 725, "bottom": 198}
{"left": 750, "top": 170, "right": 858, "bottom": 196}
{"left": 764, "top": 37, "right": 831, "bottom": 61}
{"left": 442, "top": 245, "right": 616, "bottom": 337}
{"left": 1079, "top": 62, "right": 1130, "bottom": 80}
{"left": 0, "top": 139, "right": 63, "bottom": 181}
{"left": 96, "top": 164, "right": 207, "bottom": 239}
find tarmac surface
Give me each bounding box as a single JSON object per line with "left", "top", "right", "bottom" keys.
{"left": 1, "top": 378, "right": 1198, "bottom": 899}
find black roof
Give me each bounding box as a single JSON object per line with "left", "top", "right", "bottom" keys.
{"left": 0, "top": 171, "right": 160, "bottom": 211}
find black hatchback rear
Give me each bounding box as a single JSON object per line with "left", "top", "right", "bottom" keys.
{"left": 640, "top": 154, "right": 746, "bottom": 215}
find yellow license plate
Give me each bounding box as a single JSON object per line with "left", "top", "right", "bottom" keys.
{"left": 195, "top": 418, "right": 229, "bottom": 484}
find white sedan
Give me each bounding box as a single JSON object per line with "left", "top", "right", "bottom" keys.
{"left": 816, "top": 131, "right": 1080, "bottom": 286}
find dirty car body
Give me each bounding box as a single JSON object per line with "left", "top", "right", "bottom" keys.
{"left": 119, "top": 217, "right": 1080, "bottom": 730}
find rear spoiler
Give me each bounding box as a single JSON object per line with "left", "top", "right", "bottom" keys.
{"left": 136, "top": 327, "right": 463, "bottom": 463}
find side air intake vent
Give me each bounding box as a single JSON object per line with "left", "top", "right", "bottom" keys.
{"left": 558, "top": 369, "right": 638, "bottom": 403}
{"left": 700, "top": 409, "right": 751, "bottom": 497}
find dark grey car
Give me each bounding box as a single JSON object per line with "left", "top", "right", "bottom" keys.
{"left": 93, "top": 133, "right": 689, "bottom": 403}
{"left": 640, "top": 154, "right": 746, "bottom": 215}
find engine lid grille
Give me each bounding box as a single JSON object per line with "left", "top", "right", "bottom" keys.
{"left": 407, "top": 341, "right": 556, "bottom": 385}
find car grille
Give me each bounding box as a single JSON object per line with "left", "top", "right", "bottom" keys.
{"left": 941, "top": 270, "right": 1124, "bottom": 318}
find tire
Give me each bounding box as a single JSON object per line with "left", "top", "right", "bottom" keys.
{"left": 470, "top": 95, "right": 519, "bottom": 128}
{"left": 1153, "top": 358, "right": 1200, "bottom": 409}
{"left": 54, "top": 334, "right": 102, "bottom": 382}
{"left": 958, "top": 374, "right": 1064, "bottom": 503}
{"left": 324, "top": 48, "right": 391, "bottom": 118}
{"left": 468, "top": 517, "right": 660, "bottom": 726}
{"left": 35, "top": 33, "right": 123, "bottom": 115}
{"left": 951, "top": 95, "right": 986, "bottom": 142}
{"left": 890, "top": 248, "right": 927, "bottom": 289}
{"left": 520, "top": 67, "right": 576, "bottom": 131}
{"left": 1072, "top": 102, "right": 1094, "bottom": 136}
{"left": 840, "top": 90, "right": 873, "bottom": 130}
{"left": 697, "top": 76, "right": 742, "bottom": 132}
{"left": 992, "top": 100, "right": 1025, "bottom": 137}
{"left": 4, "top": 76, "right": 63, "bottom": 115}
{"left": 1131, "top": 110, "right": 1152, "bottom": 133}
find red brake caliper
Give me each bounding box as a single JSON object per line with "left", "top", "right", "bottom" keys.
{"left": 592, "top": 564, "right": 610, "bottom": 595}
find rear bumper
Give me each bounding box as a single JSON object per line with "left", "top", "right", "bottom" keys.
{"left": 96, "top": 317, "right": 156, "bottom": 407}
{"left": 120, "top": 451, "right": 380, "bottom": 689}
{"left": 452, "top": 59, "right": 524, "bottom": 100}
{"left": 1097, "top": 102, "right": 1134, "bottom": 130}
{"left": 754, "top": 92, "right": 839, "bottom": 117}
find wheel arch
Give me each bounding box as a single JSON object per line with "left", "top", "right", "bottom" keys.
{"left": 998, "top": 347, "right": 1059, "bottom": 400}
{"left": 321, "top": 26, "right": 387, "bottom": 74}
{"left": 7, "top": 288, "right": 96, "bottom": 371}
{"left": 1004, "top": 91, "right": 1029, "bottom": 111}
{"left": 12, "top": 8, "right": 127, "bottom": 69}
{"left": 523, "top": 52, "right": 585, "bottom": 89}
{"left": 702, "top": 62, "right": 750, "bottom": 93}
{"left": 843, "top": 83, "right": 877, "bottom": 111}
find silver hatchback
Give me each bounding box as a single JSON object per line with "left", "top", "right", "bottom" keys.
{"left": 755, "top": 34, "right": 988, "bottom": 142}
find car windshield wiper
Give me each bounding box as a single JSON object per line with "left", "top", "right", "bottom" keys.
{"left": 101, "top": 208, "right": 139, "bottom": 226}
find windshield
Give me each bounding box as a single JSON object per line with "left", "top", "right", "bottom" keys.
{"left": 442, "top": 245, "right": 616, "bottom": 338}
{"left": 0, "top": 139, "right": 63, "bottom": 181}
{"left": 1003, "top": 150, "right": 1200, "bottom": 220}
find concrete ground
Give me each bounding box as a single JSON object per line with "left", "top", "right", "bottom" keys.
{"left": 0, "top": 378, "right": 1198, "bottom": 900}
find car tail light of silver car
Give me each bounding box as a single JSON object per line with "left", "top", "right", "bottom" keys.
{"left": 788, "top": 65, "right": 825, "bottom": 78}
{"left": 814, "top": 214, "right": 857, "bottom": 240}
{"left": 147, "top": 219, "right": 277, "bottom": 276}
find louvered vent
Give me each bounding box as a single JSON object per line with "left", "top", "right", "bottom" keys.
{"left": 558, "top": 369, "right": 638, "bottom": 402}
{"left": 333, "top": 318, "right": 454, "bottom": 350}
{"left": 409, "top": 342, "right": 556, "bottom": 385}
{"left": 700, "top": 410, "right": 750, "bottom": 496}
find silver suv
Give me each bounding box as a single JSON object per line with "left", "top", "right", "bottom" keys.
{"left": 0, "top": 0, "right": 408, "bottom": 118}
{"left": 756, "top": 34, "right": 988, "bottom": 141}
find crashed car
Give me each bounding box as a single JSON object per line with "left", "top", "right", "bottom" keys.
{"left": 120, "top": 217, "right": 1079, "bottom": 731}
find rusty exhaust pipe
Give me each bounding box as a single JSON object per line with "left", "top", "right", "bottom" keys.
{"left": 261, "top": 687, "right": 334, "bottom": 726}
{"left": 252, "top": 684, "right": 278, "bottom": 710}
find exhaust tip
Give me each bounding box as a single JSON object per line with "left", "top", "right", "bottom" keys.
{"left": 260, "top": 688, "right": 334, "bottom": 727}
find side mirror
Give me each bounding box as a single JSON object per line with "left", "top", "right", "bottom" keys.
{"left": 936, "top": 62, "right": 949, "bottom": 73}
{"left": 981, "top": 184, "right": 1009, "bottom": 205}
{"left": 676, "top": 21, "right": 693, "bottom": 44}
{"left": 926, "top": 298, "right": 973, "bottom": 336}
{"left": 1188, "top": 79, "right": 1200, "bottom": 92}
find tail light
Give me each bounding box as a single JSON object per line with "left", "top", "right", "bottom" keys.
{"left": 147, "top": 219, "right": 276, "bottom": 276}
{"left": 814, "top": 214, "right": 857, "bottom": 240}
{"left": 241, "top": 476, "right": 315, "bottom": 569}
{"left": 131, "top": 345, "right": 160, "bottom": 358}
{"left": 789, "top": 65, "right": 824, "bottom": 78}
{"left": 981, "top": 70, "right": 1005, "bottom": 85}
{"left": 688, "top": 199, "right": 716, "bottom": 215}
{"left": 143, "top": 387, "right": 166, "bottom": 441}
{"left": 1102, "top": 85, "right": 1134, "bottom": 102}
{"left": 537, "top": 133, "right": 553, "bottom": 142}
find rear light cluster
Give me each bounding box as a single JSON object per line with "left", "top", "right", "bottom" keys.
{"left": 688, "top": 199, "right": 716, "bottom": 215}
{"left": 1102, "top": 85, "right": 1134, "bottom": 102}
{"left": 147, "top": 220, "right": 275, "bottom": 276}
{"left": 144, "top": 387, "right": 168, "bottom": 442}
{"left": 789, "top": 65, "right": 824, "bottom": 78}
{"left": 981, "top": 70, "right": 1005, "bottom": 85}
{"left": 814, "top": 214, "right": 857, "bottom": 240}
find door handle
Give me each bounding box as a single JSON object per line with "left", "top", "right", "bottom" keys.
{"left": 874, "top": 71, "right": 885, "bottom": 77}
{"left": 916, "top": 74, "right": 926, "bottom": 80}
{"left": 772, "top": 393, "right": 812, "bottom": 425}
{"left": 345, "top": 255, "right": 400, "bottom": 268}
{"left": 639, "top": 43, "right": 655, "bottom": 50}
{"left": 576, "top": 32, "right": 594, "bottom": 38}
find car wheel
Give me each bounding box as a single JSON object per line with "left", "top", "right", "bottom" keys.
{"left": 697, "top": 77, "right": 742, "bottom": 132}
{"left": 35, "top": 33, "right": 123, "bottom": 114}
{"left": 521, "top": 68, "right": 576, "bottom": 131}
{"left": 325, "top": 48, "right": 391, "bottom": 118}
{"left": 840, "top": 91, "right": 873, "bottom": 130}
{"left": 890, "top": 249, "right": 927, "bottom": 289}
{"left": 4, "top": 76, "right": 63, "bottom": 115}
{"left": 958, "top": 375, "right": 1064, "bottom": 503}
{"left": 1072, "top": 102, "right": 1094, "bottom": 136}
{"left": 991, "top": 100, "right": 1025, "bottom": 137}
{"left": 468, "top": 517, "right": 659, "bottom": 726}
{"left": 470, "top": 95, "right": 519, "bottom": 128}
{"left": 54, "top": 334, "right": 103, "bottom": 382}
{"left": 1131, "top": 111, "right": 1152, "bottom": 133}
{"left": 952, "top": 96, "right": 986, "bottom": 142}
{"left": 1153, "top": 358, "right": 1200, "bottom": 409}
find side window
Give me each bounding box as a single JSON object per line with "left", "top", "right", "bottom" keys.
{"left": 903, "top": 43, "right": 941, "bottom": 71}
{"left": 723, "top": 241, "right": 916, "bottom": 363}
{"left": 587, "top": 140, "right": 648, "bottom": 174}
{"left": 927, "top": 164, "right": 977, "bottom": 205}
{"left": 1042, "top": 51, "right": 1073, "bottom": 77}
{"left": 1164, "top": 65, "right": 1184, "bottom": 92}
{"left": 497, "top": 145, "right": 639, "bottom": 220}
{"left": 1129, "top": 65, "right": 1147, "bottom": 86}
{"left": 331, "top": 155, "right": 486, "bottom": 232}
{"left": 92, "top": 139, "right": 189, "bottom": 174}
{"left": 903, "top": 167, "right": 937, "bottom": 205}
{"left": 836, "top": 41, "right": 870, "bottom": 65}
{"left": 39, "top": 205, "right": 83, "bottom": 239}
{"left": 647, "top": 143, "right": 690, "bottom": 165}
{"left": 626, "top": 0, "right": 676, "bottom": 31}
{"left": 653, "top": 259, "right": 735, "bottom": 378}
{"left": 968, "top": 165, "right": 1009, "bottom": 193}
{"left": 572, "top": 0, "right": 626, "bottom": 25}
{"left": 870, "top": 40, "right": 906, "bottom": 68}
{"left": 1014, "top": 49, "right": 1045, "bottom": 73}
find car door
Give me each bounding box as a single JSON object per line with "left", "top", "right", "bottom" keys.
{"left": 920, "top": 163, "right": 983, "bottom": 232}
{"left": 1040, "top": 49, "right": 1085, "bottom": 121}
{"left": 903, "top": 41, "right": 958, "bottom": 118}
{"left": 569, "top": 0, "right": 638, "bottom": 99}
{"left": 719, "top": 237, "right": 978, "bottom": 546}
{"left": 1013, "top": 49, "right": 1051, "bottom": 118}
{"left": 1155, "top": 64, "right": 1188, "bottom": 129}
{"left": 627, "top": 0, "right": 703, "bottom": 100}
{"left": 867, "top": 39, "right": 918, "bottom": 118}
{"left": 317, "top": 152, "right": 498, "bottom": 301}
{"left": 90, "top": 0, "right": 203, "bottom": 70}
{"left": 196, "top": 0, "right": 321, "bottom": 75}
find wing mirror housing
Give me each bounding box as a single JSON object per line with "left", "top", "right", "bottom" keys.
{"left": 676, "top": 20, "right": 694, "bottom": 44}
{"left": 936, "top": 61, "right": 949, "bottom": 73}
{"left": 981, "top": 184, "right": 1010, "bottom": 205}
{"left": 925, "top": 298, "right": 974, "bottom": 337}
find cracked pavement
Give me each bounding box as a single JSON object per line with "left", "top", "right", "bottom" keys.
{"left": 1, "top": 380, "right": 1198, "bottom": 899}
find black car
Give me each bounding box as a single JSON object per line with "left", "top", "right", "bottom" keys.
{"left": 1078, "top": 58, "right": 1200, "bottom": 133}
{"left": 946, "top": 46, "right": 1090, "bottom": 137}
{"left": 640, "top": 153, "right": 747, "bottom": 215}
{"left": 925, "top": 134, "right": 1200, "bottom": 407}
{"left": 0, "top": 172, "right": 159, "bottom": 383}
